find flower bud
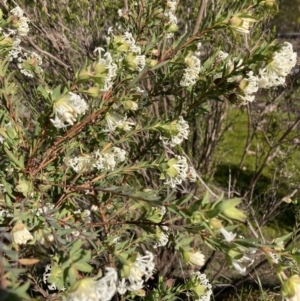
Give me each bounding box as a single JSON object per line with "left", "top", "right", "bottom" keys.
{"left": 0, "top": 37, "right": 13, "bottom": 47}
{"left": 209, "top": 218, "right": 223, "bottom": 230}
{"left": 229, "top": 16, "right": 243, "bottom": 27}
{"left": 218, "top": 198, "right": 246, "bottom": 222}
{"left": 238, "top": 79, "right": 249, "bottom": 91}
{"left": 182, "top": 250, "right": 205, "bottom": 266}
{"left": 123, "top": 100, "right": 138, "bottom": 111}
{"left": 260, "top": 0, "right": 278, "bottom": 10}
{"left": 282, "top": 275, "right": 300, "bottom": 301}
{"left": 83, "top": 86, "right": 100, "bottom": 98}
{"left": 167, "top": 24, "right": 178, "bottom": 33}
{"left": 114, "top": 35, "right": 130, "bottom": 52}
{"left": 78, "top": 68, "right": 94, "bottom": 81}
{"left": 152, "top": 49, "right": 159, "bottom": 56}
{"left": 149, "top": 59, "right": 158, "bottom": 67}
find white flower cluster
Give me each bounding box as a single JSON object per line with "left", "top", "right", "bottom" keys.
{"left": 94, "top": 47, "right": 118, "bottom": 91}
{"left": 105, "top": 112, "right": 135, "bottom": 132}
{"left": 10, "top": 6, "right": 30, "bottom": 36}
{"left": 239, "top": 71, "right": 259, "bottom": 103}
{"left": 65, "top": 268, "right": 117, "bottom": 301}
{"left": 65, "top": 224, "right": 81, "bottom": 242}
{"left": 193, "top": 272, "right": 213, "bottom": 301}
{"left": 68, "top": 147, "right": 126, "bottom": 173}
{"left": 258, "top": 42, "right": 297, "bottom": 89}
{"left": 160, "top": 116, "right": 190, "bottom": 146}
{"left": 154, "top": 225, "right": 169, "bottom": 248}
{"left": 35, "top": 203, "right": 55, "bottom": 216}
{"left": 164, "top": 0, "right": 178, "bottom": 39}
{"left": 118, "top": 251, "right": 155, "bottom": 294}
{"left": 8, "top": 38, "right": 22, "bottom": 61}
{"left": 51, "top": 92, "right": 88, "bottom": 128}
{"left": 67, "top": 155, "right": 91, "bottom": 173}
{"left": 17, "top": 51, "right": 43, "bottom": 77}
{"left": 165, "top": 155, "right": 197, "bottom": 188}
{"left": 122, "top": 32, "right": 146, "bottom": 71}
{"left": 180, "top": 49, "right": 202, "bottom": 87}
{"left": 93, "top": 147, "right": 126, "bottom": 170}
{"left": 122, "top": 32, "right": 142, "bottom": 54}
{"left": 73, "top": 208, "right": 92, "bottom": 223}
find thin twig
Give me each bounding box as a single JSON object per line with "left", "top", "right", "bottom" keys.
{"left": 192, "top": 0, "right": 208, "bottom": 36}
{"left": 26, "top": 37, "right": 72, "bottom": 71}
{"left": 123, "top": 0, "right": 128, "bottom": 11}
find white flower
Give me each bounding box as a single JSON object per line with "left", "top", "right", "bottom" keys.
{"left": 192, "top": 272, "right": 213, "bottom": 301}
{"left": 11, "top": 222, "right": 33, "bottom": 245}
{"left": 220, "top": 227, "right": 236, "bottom": 242}
{"left": 188, "top": 166, "right": 197, "bottom": 182}
{"left": 93, "top": 48, "right": 118, "bottom": 92}
{"left": 185, "top": 250, "right": 205, "bottom": 266}
{"left": 113, "top": 147, "right": 126, "bottom": 163}
{"left": 231, "top": 259, "right": 246, "bottom": 275}
{"left": 229, "top": 16, "right": 256, "bottom": 35}
{"left": 51, "top": 92, "right": 88, "bottom": 128}
{"left": 117, "top": 9, "right": 123, "bottom": 17}
{"left": 239, "top": 71, "right": 259, "bottom": 103}
{"left": 36, "top": 203, "right": 55, "bottom": 216}
{"left": 67, "top": 155, "right": 91, "bottom": 173}
{"left": 65, "top": 268, "right": 118, "bottom": 301}
{"left": 268, "top": 252, "right": 280, "bottom": 264}
{"left": 92, "top": 147, "right": 126, "bottom": 171}
{"left": 122, "top": 32, "right": 141, "bottom": 54}
{"left": 17, "top": 51, "right": 43, "bottom": 77}
{"left": 8, "top": 38, "right": 21, "bottom": 61}
{"left": 165, "top": 155, "right": 189, "bottom": 188}
{"left": 166, "top": 0, "right": 177, "bottom": 12}
{"left": 258, "top": 42, "right": 297, "bottom": 89}
{"left": 120, "top": 251, "right": 155, "bottom": 293}
{"left": 105, "top": 112, "right": 135, "bottom": 132}
{"left": 133, "top": 55, "right": 146, "bottom": 71}
{"left": 0, "top": 135, "right": 5, "bottom": 143}
{"left": 258, "top": 67, "right": 285, "bottom": 88}
{"left": 160, "top": 116, "right": 190, "bottom": 146}
{"left": 10, "top": 6, "right": 30, "bottom": 36}
{"left": 91, "top": 205, "right": 98, "bottom": 212}
{"left": 154, "top": 226, "right": 169, "bottom": 248}
{"left": 232, "top": 255, "right": 254, "bottom": 275}
{"left": 268, "top": 42, "right": 297, "bottom": 77}
{"left": 180, "top": 55, "right": 201, "bottom": 87}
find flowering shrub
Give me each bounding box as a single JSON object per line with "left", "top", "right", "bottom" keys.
{"left": 0, "top": 1, "right": 300, "bottom": 301}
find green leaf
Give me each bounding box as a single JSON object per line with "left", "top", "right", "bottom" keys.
{"left": 4, "top": 148, "right": 24, "bottom": 168}
{"left": 150, "top": 60, "right": 170, "bottom": 71}
{"left": 75, "top": 261, "right": 93, "bottom": 273}
{"left": 70, "top": 239, "right": 83, "bottom": 257}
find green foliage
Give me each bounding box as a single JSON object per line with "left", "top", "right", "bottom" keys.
{"left": 0, "top": 1, "right": 299, "bottom": 301}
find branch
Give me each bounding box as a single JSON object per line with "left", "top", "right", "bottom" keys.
{"left": 192, "top": 0, "right": 208, "bottom": 35}
{"left": 26, "top": 37, "right": 72, "bottom": 71}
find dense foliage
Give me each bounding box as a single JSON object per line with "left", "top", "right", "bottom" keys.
{"left": 1, "top": 1, "right": 300, "bottom": 301}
